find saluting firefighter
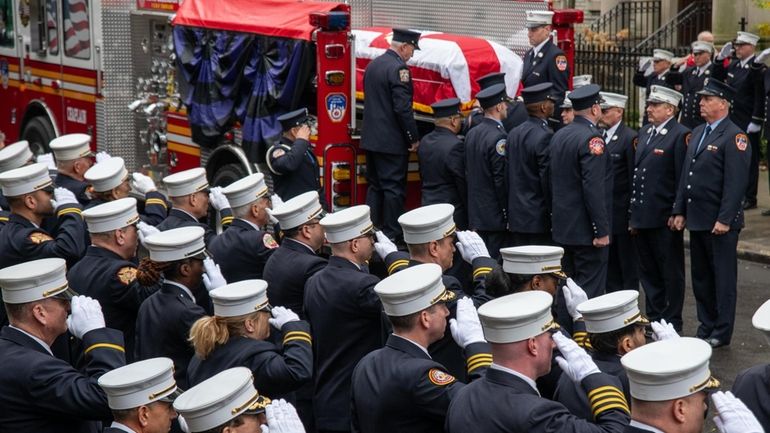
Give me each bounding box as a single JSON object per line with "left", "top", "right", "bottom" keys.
{"left": 750, "top": 45, "right": 770, "bottom": 216}
{"left": 679, "top": 41, "right": 715, "bottom": 129}
{"left": 598, "top": 92, "right": 639, "bottom": 293}
{"left": 266, "top": 108, "right": 327, "bottom": 209}
{"left": 49, "top": 133, "right": 94, "bottom": 206}
{"left": 631, "top": 85, "right": 690, "bottom": 332}
{"left": 522, "top": 10, "right": 569, "bottom": 129}
{"left": 549, "top": 84, "right": 613, "bottom": 300}
{"left": 633, "top": 49, "right": 682, "bottom": 125}
{"left": 671, "top": 79, "right": 751, "bottom": 348}
{"left": 360, "top": 28, "right": 422, "bottom": 243}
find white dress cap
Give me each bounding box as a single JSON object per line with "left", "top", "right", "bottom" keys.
{"left": 271, "top": 190, "right": 323, "bottom": 229}
{"left": 173, "top": 367, "right": 270, "bottom": 432}
{"left": 49, "top": 133, "right": 92, "bottom": 161}
{"left": 600, "top": 92, "right": 629, "bottom": 110}
{"left": 0, "top": 162, "right": 53, "bottom": 197}
{"left": 398, "top": 203, "right": 456, "bottom": 244}
{"left": 82, "top": 197, "right": 140, "bottom": 233}
{"left": 84, "top": 157, "right": 128, "bottom": 192}
{"left": 621, "top": 337, "right": 720, "bottom": 401}
{"left": 144, "top": 226, "right": 206, "bottom": 262}
{"left": 652, "top": 49, "right": 674, "bottom": 62}
{"left": 374, "top": 263, "right": 455, "bottom": 317}
{"left": 500, "top": 245, "right": 564, "bottom": 275}
{"left": 321, "top": 205, "right": 374, "bottom": 243}
{"left": 478, "top": 290, "right": 558, "bottom": 343}
{"left": 691, "top": 41, "right": 714, "bottom": 53}
{"left": 647, "top": 85, "right": 683, "bottom": 106}
{"left": 222, "top": 173, "right": 269, "bottom": 208}
{"left": 525, "top": 10, "right": 554, "bottom": 28}
{"left": 736, "top": 31, "right": 760, "bottom": 46}
{"left": 561, "top": 91, "right": 573, "bottom": 109}
{"left": 572, "top": 75, "right": 592, "bottom": 88}
{"left": 163, "top": 167, "right": 209, "bottom": 197}
{"left": 0, "top": 258, "right": 77, "bottom": 304}
{"left": 210, "top": 280, "right": 270, "bottom": 318}
{"left": 577, "top": 290, "right": 648, "bottom": 334}
{"left": 0, "top": 141, "right": 33, "bottom": 172}
{"left": 751, "top": 299, "right": 770, "bottom": 345}
{"left": 98, "top": 357, "right": 181, "bottom": 410}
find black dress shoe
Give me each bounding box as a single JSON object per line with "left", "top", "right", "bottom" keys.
{"left": 744, "top": 201, "right": 757, "bottom": 210}
{"left": 762, "top": 209, "right": 770, "bottom": 217}
{"left": 706, "top": 338, "right": 729, "bottom": 348}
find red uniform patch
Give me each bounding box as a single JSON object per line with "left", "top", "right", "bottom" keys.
{"left": 263, "top": 233, "right": 279, "bottom": 249}
{"left": 555, "top": 55, "right": 568, "bottom": 72}
{"left": 428, "top": 368, "right": 456, "bottom": 386}
{"left": 588, "top": 137, "right": 605, "bottom": 156}
{"left": 735, "top": 133, "right": 748, "bottom": 151}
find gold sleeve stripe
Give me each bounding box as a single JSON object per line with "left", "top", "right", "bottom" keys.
{"left": 57, "top": 208, "right": 82, "bottom": 217}
{"left": 467, "top": 358, "right": 493, "bottom": 372}
{"left": 387, "top": 260, "right": 409, "bottom": 275}
{"left": 466, "top": 353, "right": 493, "bottom": 364}
{"left": 283, "top": 336, "right": 312, "bottom": 345}
{"left": 145, "top": 198, "right": 168, "bottom": 208}
{"left": 84, "top": 343, "right": 126, "bottom": 354}
{"left": 587, "top": 386, "right": 621, "bottom": 399}
{"left": 221, "top": 216, "right": 234, "bottom": 224}
{"left": 0, "top": 216, "right": 8, "bottom": 221}
{"left": 472, "top": 267, "right": 493, "bottom": 278}
{"left": 283, "top": 331, "right": 311, "bottom": 339}
{"left": 592, "top": 401, "right": 631, "bottom": 417}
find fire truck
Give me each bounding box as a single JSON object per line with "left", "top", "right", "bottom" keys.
{"left": 0, "top": 0, "right": 582, "bottom": 210}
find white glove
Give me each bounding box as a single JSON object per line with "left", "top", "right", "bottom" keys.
{"left": 718, "top": 42, "right": 733, "bottom": 61}
{"left": 261, "top": 399, "right": 306, "bottom": 433}
{"left": 373, "top": 231, "right": 398, "bottom": 260}
{"left": 747, "top": 122, "right": 762, "bottom": 134}
{"left": 269, "top": 306, "right": 300, "bottom": 330}
{"left": 271, "top": 194, "right": 285, "bottom": 209}
{"left": 136, "top": 221, "right": 160, "bottom": 245}
{"left": 95, "top": 151, "right": 112, "bottom": 163}
{"left": 37, "top": 153, "right": 56, "bottom": 170}
{"left": 756, "top": 47, "right": 770, "bottom": 64}
{"left": 177, "top": 415, "right": 190, "bottom": 433}
{"left": 266, "top": 194, "right": 285, "bottom": 225}
{"left": 639, "top": 58, "right": 652, "bottom": 72}
{"left": 208, "top": 186, "right": 230, "bottom": 211}
{"left": 562, "top": 278, "right": 589, "bottom": 320}
{"left": 202, "top": 257, "right": 227, "bottom": 292}
{"left": 449, "top": 297, "right": 486, "bottom": 348}
{"left": 265, "top": 208, "right": 280, "bottom": 225}
{"left": 66, "top": 296, "right": 106, "bottom": 339}
{"left": 651, "top": 319, "right": 679, "bottom": 341}
{"left": 53, "top": 187, "right": 79, "bottom": 207}
{"left": 712, "top": 391, "right": 764, "bottom": 433}
{"left": 455, "top": 230, "right": 490, "bottom": 264}
{"left": 131, "top": 172, "right": 157, "bottom": 193}
{"left": 553, "top": 332, "right": 601, "bottom": 383}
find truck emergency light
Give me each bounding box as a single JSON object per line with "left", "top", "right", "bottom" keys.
{"left": 309, "top": 11, "right": 350, "bottom": 31}
{"left": 552, "top": 9, "right": 584, "bottom": 26}
{"left": 325, "top": 71, "right": 346, "bottom": 86}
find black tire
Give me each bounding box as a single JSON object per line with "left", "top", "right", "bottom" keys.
{"left": 207, "top": 162, "right": 251, "bottom": 230}
{"left": 21, "top": 116, "right": 56, "bottom": 155}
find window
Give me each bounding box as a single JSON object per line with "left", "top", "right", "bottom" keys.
{"left": 46, "top": 0, "right": 58, "bottom": 54}
{"left": 62, "top": 0, "right": 89, "bottom": 59}
{"left": 0, "top": 0, "right": 14, "bottom": 48}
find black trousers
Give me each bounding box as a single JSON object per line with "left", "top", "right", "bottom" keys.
{"left": 561, "top": 244, "right": 609, "bottom": 299}
{"left": 607, "top": 231, "right": 640, "bottom": 292}
{"left": 365, "top": 151, "right": 408, "bottom": 241}
{"left": 634, "top": 227, "right": 685, "bottom": 331}
{"left": 477, "top": 230, "right": 509, "bottom": 261}
{"left": 746, "top": 131, "right": 761, "bottom": 204}
{"left": 508, "top": 231, "right": 553, "bottom": 247}
{"left": 690, "top": 229, "right": 739, "bottom": 344}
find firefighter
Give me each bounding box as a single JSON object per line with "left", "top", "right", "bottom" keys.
{"left": 418, "top": 98, "right": 468, "bottom": 229}
{"left": 679, "top": 41, "right": 715, "bottom": 129}
{"left": 671, "top": 79, "right": 750, "bottom": 348}
{"left": 360, "top": 28, "right": 421, "bottom": 244}
{"left": 0, "top": 140, "right": 37, "bottom": 226}
{"left": 207, "top": 173, "right": 278, "bottom": 282}
{"left": 560, "top": 91, "right": 575, "bottom": 125}
{"left": 753, "top": 47, "right": 770, "bottom": 216}
{"left": 631, "top": 86, "right": 690, "bottom": 332}
{"left": 156, "top": 167, "right": 233, "bottom": 246}
{"left": 465, "top": 72, "right": 528, "bottom": 133}
{"left": 712, "top": 32, "right": 764, "bottom": 210}
{"left": 266, "top": 108, "right": 327, "bottom": 209}
{"left": 549, "top": 84, "right": 612, "bottom": 300}
{"left": 732, "top": 299, "right": 770, "bottom": 426}
{"left": 522, "top": 10, "right": 569, "bottom": 128}
{"left": 598, "top": 91, "right": 639, "bottom": 293}
{"left": 634, "top": 49, "right": 682, "bottom": 125}
{"left": 464, "top": 83, "right": 509, "bottom": 259}
{"left": 49, "top": 133, "right": 94, "bottom": 206}
{"left": 506, "top": 82, "right": 556, "bottom": 246}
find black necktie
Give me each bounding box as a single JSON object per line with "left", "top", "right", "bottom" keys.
{"left": 696, "top": 125, "right": 712, "bottom": 153}
{"left": 646, "top": 129, "right": 658, "bottom": 147}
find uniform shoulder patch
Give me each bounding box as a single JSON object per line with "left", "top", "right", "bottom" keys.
{"left": 735, "top": 133, "right": 748, "bottom": 152}
{"left": 263, "top": 233, "right": 279, "bottom": 249}
{"left": 495, "top": 139, "right": 506, "bottom": 156}
{"left": 555, "top": 55, "right": 568, "bottom": 72}
{"left": 428, "top": 368, "right": 456, "bottom": 386}
{"left": 271, "top": 148, "right": 286, "bottom": 159}
{"left": 589, "top": 137, "right": 605, "bottom": 156}
{"left": 117, "top": 267, "right": 138, "bottom": 285}
{"left": 685, "top": 133, "right": 691, "bottom": 147}
{"left": 399, "top": 68, "right": 411, "bottom": 83}
{"left": 29, "top": 231, "right": 53, "bottom": 244}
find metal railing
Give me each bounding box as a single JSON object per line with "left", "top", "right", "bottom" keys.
{"left": 577, "top": 0, "right": 661, "bottom": 48}
{"left": 635, "top": 0, "right": 713, "bottom": 55}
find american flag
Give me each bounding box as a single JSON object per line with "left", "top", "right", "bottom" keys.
{"left": 63, "top": 0, "right": 90, "bottom": 59}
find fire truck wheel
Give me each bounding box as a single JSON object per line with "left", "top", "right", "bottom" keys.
{"left": 21, "top": 117, "right": 56, "bottom": 155}
{"left": 211, "top": 163, "right": 250, "bottom": 187}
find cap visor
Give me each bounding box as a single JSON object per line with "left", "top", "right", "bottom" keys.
{"left": 525, "top": 23, "right": 546, "bottom": 29}
{"left": 696, "top": 89, "right": 718, "bottom": 97}
{"left": 158, "top": 387, "right": 183, "bottom": 403}
{"left": 52, "top": 286, "right": 79, "bottom": 301}
{"left": 244, "top": 395, "right": 272, "bottom": 415}
{"left": 432, "top": 289, "right": 457, "bottom": 305}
